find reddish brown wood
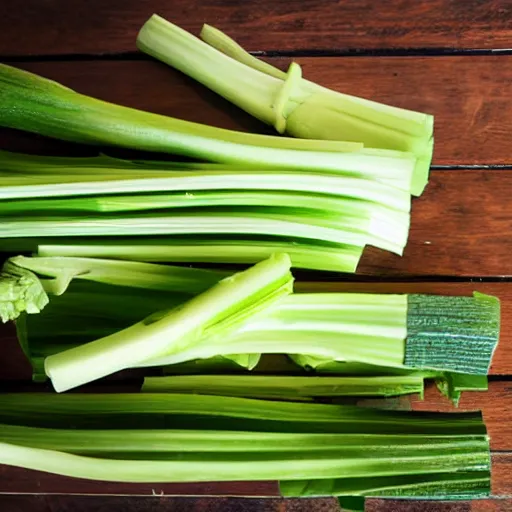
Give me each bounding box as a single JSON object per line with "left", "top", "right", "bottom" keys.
{"left": 1, "top": 496, "right": 512, "bottom": 512}
{"left": 3, "top": 57, "right": 512, "bottom": 166}
{"left": 1, "top": 1, "right": 511, "bottom": 56}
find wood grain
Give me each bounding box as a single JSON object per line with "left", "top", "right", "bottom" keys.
{"left": 1, "top": 1, "right": 511, "bottom": 56}
{"left": 2, "top": 57, "right": 512, "bottom": 166}
{"left": 2, "top": 496, "right": 512, "bottom": 512}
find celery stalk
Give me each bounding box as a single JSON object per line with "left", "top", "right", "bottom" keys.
{"left": 0, "top": 393, "right": 488, "bottom": 435}
{"left": 0, "top": 64, "right": 415, "bottom": 178}
{"left": 37, "top": 239, "right": 364, "bottom": 273}
{"left": 136, "top": 15, "right": 431, "bottom": 195}
{"left": 142, "top": 374, "right": 426, "bottom": 399}
{"left": 0, "top": 440, "right": 488, "bottom": 483}
{"left": 44, "top": 254, "right": 293, "bottom": 392}
{"left": 8, "top": 255, "right": 228, "bottom": 296}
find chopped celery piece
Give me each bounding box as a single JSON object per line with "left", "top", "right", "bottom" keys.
{"left": 0, "top": 259, "right": 49, "bottom": 322}
{"left": 44, "top": 254, "right": 293, "bottom": 392}
{"left": 142, "top": 374, "right": 426, "bottom": 399}
{"left": 37, "top": 238, "right": 364, "bottom": 273}
{"left": 9, "top": 255, "right": 227, "bottom": 296}
{"left": 406, "top": 293, "right": 501, "bottom": 375}
{"left": 137, "top": 15, "right": 432, "bottom": 195}
{"left": 0, "top": 64, "right": 413, "bottom": 177}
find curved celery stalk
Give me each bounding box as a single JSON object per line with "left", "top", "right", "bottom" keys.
{"left": 44, "top": 254, "right": 293, "bottom": 392}
{"left": 0, "top": 64, "right": 413, "bottom": 177}
{"left": 37, "top": 239, "right": 364, "bottom": 273}
{"left": 136, "top": 15, "right": 431, "bottom": 195}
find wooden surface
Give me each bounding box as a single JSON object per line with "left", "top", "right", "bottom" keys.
{"left": 1, "top": 0, "right": 511, "bottom": 56}
{"left": 1, "top": 1, "right": 512, "bottom": 511}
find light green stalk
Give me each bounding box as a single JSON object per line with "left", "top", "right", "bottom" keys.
{"left": 8, "top": 255, "right": 228, "bottom": 296}
{"left": 0, "top": 64, "right": 416, "bottom": 178}
{"left": 0, "top": 260, "right": 49, "bottom": 322}
{"left": 44, "top": 254, "right": 293, "bottom": 392}
{"left": 136, "top": 15, "right": 432, "bottom": 195}
{"left": 37, "top": 239, "right": 364, "bottom": 273}
{"left": 142, "top": 374, "right": 426, "bottom": 399}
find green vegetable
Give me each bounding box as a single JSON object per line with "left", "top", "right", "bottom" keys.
{"left": 0, "top": 394, "right": 490, "bottom": 493}
{"left": 0, "top": 149, "right": 411, "bottom": 261}
{"left": 137, "top": 15, "right": 433, "bottom": 195}
{"left": 36, "top": 238, "right": 364, "bottom": 273}
{"left": 43, "top": 254, "right": 293, "bottom": 392}
{"left": 0, "top": 64, "right": 416, "bottom": 181}
{"left": 0, "top": 393, "right": 487, "bottom": 435}
{"left": 142, "top": 374, "right": 426, "bottom": 400}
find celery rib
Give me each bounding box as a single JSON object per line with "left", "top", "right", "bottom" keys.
{"left": 43, "top": 254, "right": 293, "bottom": 392}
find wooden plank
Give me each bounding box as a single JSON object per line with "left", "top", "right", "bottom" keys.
{"left": 2, "top": 57, "right": 512, "bottom": 166}
{"left": 1, "top": 496, "right": 512, "bottom": 512}
{"left": 1, "top": 283, "right": 511, "bottom": 376}
{"left": 0, "top": 454, "right": 509, "bottom": 498}
{"left": 1, "top": 1, "right": 511, "bottom": 56}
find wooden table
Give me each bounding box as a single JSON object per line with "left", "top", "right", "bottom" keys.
{"left": 1, "top": 1, "right": 511, "bottom": 510}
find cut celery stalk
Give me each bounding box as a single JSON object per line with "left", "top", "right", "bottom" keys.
{"left": 0, "top": 423, "right": 485, "bottom": 456}
{"left": 142, "top": 293, "right": 408, "bottom": 369}
{"left": 142, "top": 374, "right": 426, "bottom": 399}
{"left": 199, "top": 22, "right": 434, "bottom": 196}
{"left": 8, "top": 255, "right": 227, "bottom": 296}
{"left": 37, "top": 239, "right": 364, "bottom": 273}
{"left": 0, "top": 393, "right": 488, "bottom": 435}
{"left": 136, "top": 15, "right": 431, "bottom": 195}
{"left": 0, "top": 439, "right": 489, "bottom": 483}
{"left": 0, "top": 64, "right": 417, "bottom": 179}
{"left": 0, "top": 213, "right": 382, "bottom": 251}
{"left": 44, "top": 254, "right": 293, "bottom": 392}
{"left": 0, "top": 168, "right": 411, "bottom": 211}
